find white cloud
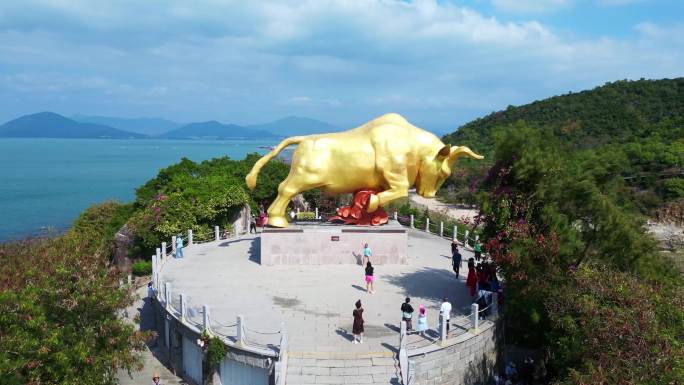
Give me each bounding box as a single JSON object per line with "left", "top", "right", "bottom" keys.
{"left": 0, "top": 0, "right": 681, "bottom": 127}
{"left": 490, "top": 0, "right": 571, "bottom": 13}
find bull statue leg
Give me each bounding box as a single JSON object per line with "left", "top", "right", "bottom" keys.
{"left": 267, "top": 175, "right": 321, "bottom": 227}
{"left": 367, "top": 163, "right": 410, "bottom": 212}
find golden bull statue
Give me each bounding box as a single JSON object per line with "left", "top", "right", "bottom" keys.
{"left": 246, "top": 113, "right": 483, "bottom": 228}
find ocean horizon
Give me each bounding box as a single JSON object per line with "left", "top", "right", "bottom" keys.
{"left": 0, "top": 138, "right": 276, "bottom": 241}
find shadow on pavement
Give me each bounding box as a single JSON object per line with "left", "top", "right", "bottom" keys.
{"left": 384, "top": 267, "right": 465, "bottom": 304}
{"left": 351, "top": 284, "right": 366, "bottom": 292}
{"left": 335, "top": 327, "right": 354, "bottom": 342}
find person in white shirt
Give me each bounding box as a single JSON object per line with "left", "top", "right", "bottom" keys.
{"left": 440, "top": 297, "right": 452, "bottom": 334}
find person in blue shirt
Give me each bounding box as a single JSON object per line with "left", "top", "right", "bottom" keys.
{"left": 176, "top": 235, "right": 184, "bottom": 258}
{"left": 362, "top": 243, "right": 372, "bottom": 266}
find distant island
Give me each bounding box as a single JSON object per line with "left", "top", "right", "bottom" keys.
{"left": 0, "top": 112, "right": 147, "bottom": 139}
{"left": 0, "top": 112, "right": 342, "bottom": 139}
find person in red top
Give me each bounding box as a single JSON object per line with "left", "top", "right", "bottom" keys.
{"left": 466, "top": 265, "right": 478, "bottom": 297}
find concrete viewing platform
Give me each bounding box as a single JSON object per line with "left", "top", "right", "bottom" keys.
{"left": 160, "top": 228, "right": 474, "bottom": 356}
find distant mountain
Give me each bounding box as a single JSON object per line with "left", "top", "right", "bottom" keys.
{"left": 159, "top": 121, "right": 277, "bottom": 139}
{"left": 0, "top": 112, "right": 147, "bottom": 139}
{"left": 72, "top": 114, "right": 182, "bottom": 136}
{"left": 247, "top": 116, "right": 340, "bottom": 137}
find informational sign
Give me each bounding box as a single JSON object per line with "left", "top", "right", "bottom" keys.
{"left": 331, "top": 236, "right": 340, "bottom": 241}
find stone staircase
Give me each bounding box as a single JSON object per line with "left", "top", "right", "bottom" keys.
{"left": 116, "top": 284, "right": 187, "bottom": 385}
{"left": 287, "top": 351, "right": 400, "bottom": 385}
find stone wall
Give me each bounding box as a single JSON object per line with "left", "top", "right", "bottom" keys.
{"left": 152, "top": 298, "right": 278, "bottom": 385}
{"left": 407, "top": 321, "right": 499, "bottom": 385}
{"left": 260, "top": 221, "right": 408, "bottom": 265}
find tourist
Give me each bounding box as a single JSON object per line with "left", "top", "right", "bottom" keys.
{"left": 362, "top": 243, "right": 372, "bottom": 266}
{"left": 474, "top": 239, "right": 482, "bottom": 261}
{"left": 477, "top": 263, "right": 490, "bottom": 291}
{"left": 152, "top": 372, "right": 163, "bottom": 385}
{"left": 466, "top": 264, "right": 478, "bottom": 297}
{"left": 352, "top": 300, "right": 364, "bottom": 344}
{"left": 451, "top": 239, "right": 458, "bottom": 255}
{"left": 175, "top": 235, "right": 184, "bottom": 258}
{"left": 440, "top": 297, "right": 452, "bottom": 334}
{"left": 401, "top": 297, "right": 414, "bottom": 331}
{"left": 250, "top": 213, "right": 257, "bottom": 234}
{"left": 452, "top": 245, "right": 462, "bottom": 279}
{"left": 505, "top": 362, "right": 518, "bottom": 382}
{"left": 476, "top": 290, "right": 490, "bottom": 318}
{"left": 520, "top": 356, "right": 534, "bottom": 385}
{"left": 364, "top": 262, "right": 375, "bottom": 294}
{"left": 147, "top": 282, "right": 154, "bottom": 299}
{"left": 489, "top": 264, "right": 500, "bottom": 292}
{"left": 416, "top": 304, "right": 429, "bottom": 337}
{"left": 468, "top": 257, "right": 475, "bottom": 269}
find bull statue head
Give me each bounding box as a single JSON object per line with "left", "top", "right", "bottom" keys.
{"left": 416, "top": 144, "right": 484, "bottom": 198}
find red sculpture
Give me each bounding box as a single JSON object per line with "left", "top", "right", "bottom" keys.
{"left": 330, "top": 189, "right": 389, "bottom": 226}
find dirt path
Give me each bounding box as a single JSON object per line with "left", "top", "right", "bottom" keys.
{"left": 408, "top": 191, "right": 478, "bottom": 222}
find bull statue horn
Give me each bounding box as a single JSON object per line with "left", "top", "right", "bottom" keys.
{"left": 448, "top": 146, "right": 484, "bottom": 164}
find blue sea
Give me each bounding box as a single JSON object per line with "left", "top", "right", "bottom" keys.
{"left": 0, "top": 138, "right": 276, "bottom": 241}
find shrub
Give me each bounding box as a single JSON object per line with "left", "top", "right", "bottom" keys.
{"left": 206, "top": 336, "right": 228, "bottom": 367}
{"left": 663, "top": 178, "right": 684, "bottom": 199}
{"left": 296, "top": 211, "right": 316, "bottom": 220}
{"left": 0, "top": 232, "right": 148, "bottom": 384}
{"left": 131, "top": 260, "right": 152, "bottom": 276}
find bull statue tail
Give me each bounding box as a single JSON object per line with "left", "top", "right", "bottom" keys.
{"left": 246, "top": 136, "right": 304, "bottom": 190}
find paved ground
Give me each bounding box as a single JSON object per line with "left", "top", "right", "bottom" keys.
{"left": 158, "top": 228, "right": 474, "bottom": 384}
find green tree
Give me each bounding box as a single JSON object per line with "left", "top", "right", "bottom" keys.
{"left": 0, "top": 210, "right": 148, "bottom": 384}
{"left": 478, "top": 123, "right": 682, "bottom": 380}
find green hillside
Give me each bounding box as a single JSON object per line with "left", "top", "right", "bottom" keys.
{"left": 444, "top": 78, "right": 684, "bottom": 152}
{"left": 442, "top": 78, "right": 684, "bottom": 213}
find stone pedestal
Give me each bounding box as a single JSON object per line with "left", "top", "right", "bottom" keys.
{"left": 260, "top": 220, "right": 407, "bottom": 265}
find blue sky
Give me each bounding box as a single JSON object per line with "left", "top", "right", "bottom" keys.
{"left": 0, "top": 0, "right": 682, "bottom": 133}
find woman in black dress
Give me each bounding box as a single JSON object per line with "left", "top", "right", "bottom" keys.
{"left": 352, "top": 300, "right": 364, "bottom": 344}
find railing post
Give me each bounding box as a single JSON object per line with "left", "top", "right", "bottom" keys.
{"left": 425, "top": 218, "right": 430, "bottom": 232}
{"left": 394, "top": 211, "right": 398, "bottom": 221}
{"left": 399, "top": 319, "right": 409, "bottom": 385}
{"left": 165, "top": 282, "right": 171, "bottom": 310}
{"left": 491, "top": 292, "right": 498, "bottom": 318}
{"left": 171, "top": 236, "right": 177, "bottom": 257}
{"left": 188, "top": 229, "right": 193, "bottom": 246}
{"left": 180, "top": 293, "right": 187, "bottom": 323}
{"left": 439, "top": 221, "right": 444, "bottom": 237}
{"left": 471, "top": 303, "right": 479, "bottom": 330}
{"left": 400, "top": 320, "right": 407, "bottom": 350}
{"left": 464, "top": 230, "right": 469, "bottom": 247}
{"left": 439, "top": 313, "right": 447, "bottom": 343}
{"left": 156, "top": 247, "right": 161, "bottom": 262}
{"left": 161, "top": 242, "right": 167, "bottom": 258}
{"left": 151, "top": 254, "right": 157, "bottom": 275}
{"left": 203, "top": 304, "right": 211, "bottom": 334}
{"left": 315, "top": 207, "right": 319, "bottom": 219}
{"left": 453, "top": 225, "right": 458, "bottom": 242}
{"left": 410, "top": 214, "right": 414, "bottom": 228}
{"left": 152, "top": 271, "right": 157, "bottom": 292}
{"left": 237, "top": 315, "right": 245, "bottom": 346}
{"left": 214, "top": 225, "right": 220, "bottom": 241}
{"left": 276, "top": 321, "right": 288, "bottom": 385}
